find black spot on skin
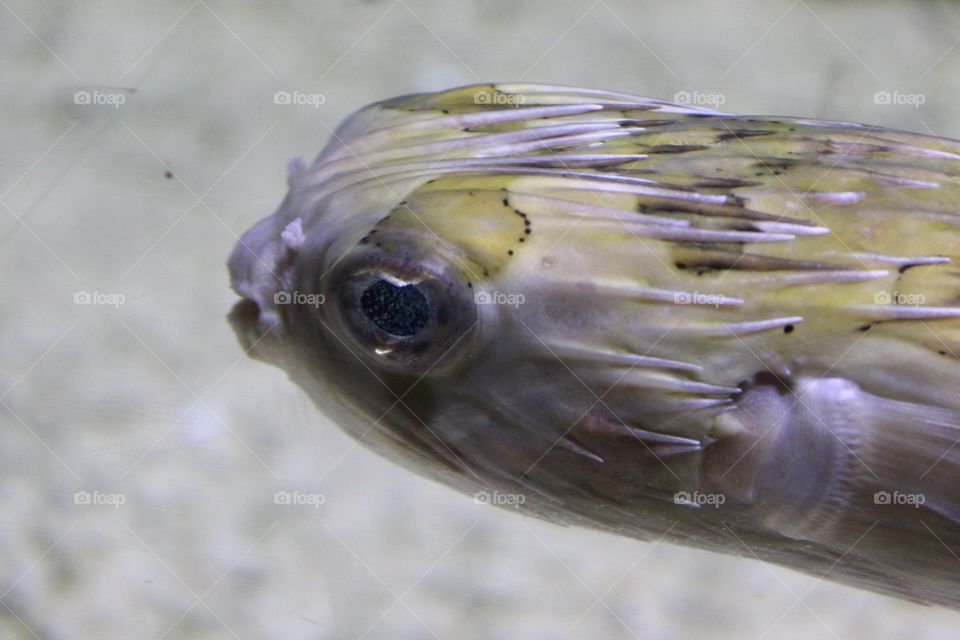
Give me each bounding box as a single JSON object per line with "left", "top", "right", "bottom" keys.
{"left": 646, "top": 144, "right": 711, "bottom": 154}
{"left": 716, "top": 130, "right": 774, "bottom": 142}
{"left": 898, "top": 263, "right": 925, "bottom": 274}
{"left": 441, "top": 109, "right": 450, "bottom": 114}
{"left": 755, "top": 158, "right": 798, "bottom": 170}
{"left": 783, "top": 324, "right": 794, "bottom": 334}
{"left": 502, "top": 197, "right": 509, "bottom": 207}
{"left": 524, "top": 228, "right": 531, "bottom": 234}
{"left": 674, "top": 262, "right": 722, "bottom": 276}
{"left": 858, "top": 323, "right": 876, "bottom": 332}
{"left": 164, "top": 170, "right": 173, "bottom": 179}
{"left": 939, "top": 350, "right": 947, "bottom": 356}
{"left": 693, "top": 178, "right": 762, "bottom": 189}
{"left": 508, "top": 250, "right": 514, "bottom": 256}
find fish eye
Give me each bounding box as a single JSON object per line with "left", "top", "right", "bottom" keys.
{"left": 327, "top": 250, "right": 478, "bottom": 374}
{"left": 360, "top": 279, "right": 429, "bottom": 337}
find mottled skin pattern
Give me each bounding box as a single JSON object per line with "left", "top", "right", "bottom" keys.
{"left": 229, "top": 84, "right": 960, "bottom": 608}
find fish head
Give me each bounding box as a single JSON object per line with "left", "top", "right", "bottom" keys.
{"left": 226, "top": 85, "right": 729, "bottom": 516}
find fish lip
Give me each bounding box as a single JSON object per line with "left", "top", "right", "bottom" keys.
{"left": 227, "top": 298, "right": 260, "bottom": 337}
{"left": 226, "top": 298, "right": 285, "bottom": 366}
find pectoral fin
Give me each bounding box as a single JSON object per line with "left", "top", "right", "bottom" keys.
{"left": 704, "top": 376, "right": 960, "bottom": 605}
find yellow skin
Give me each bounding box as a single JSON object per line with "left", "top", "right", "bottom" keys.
{"left": 229, "top": 84, "right": 960, "bottom": 608}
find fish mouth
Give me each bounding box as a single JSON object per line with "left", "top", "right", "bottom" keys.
{"left": 227, "top": 298, "right": 271, "bottom": 358}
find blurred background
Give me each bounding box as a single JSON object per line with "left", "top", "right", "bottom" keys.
{"left": 3, "top": 1, "right": 960, "bottom": 638}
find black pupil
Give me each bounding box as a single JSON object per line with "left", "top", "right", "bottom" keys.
{"left": 360, "top": 280, "right": 429, "bottom": 336}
